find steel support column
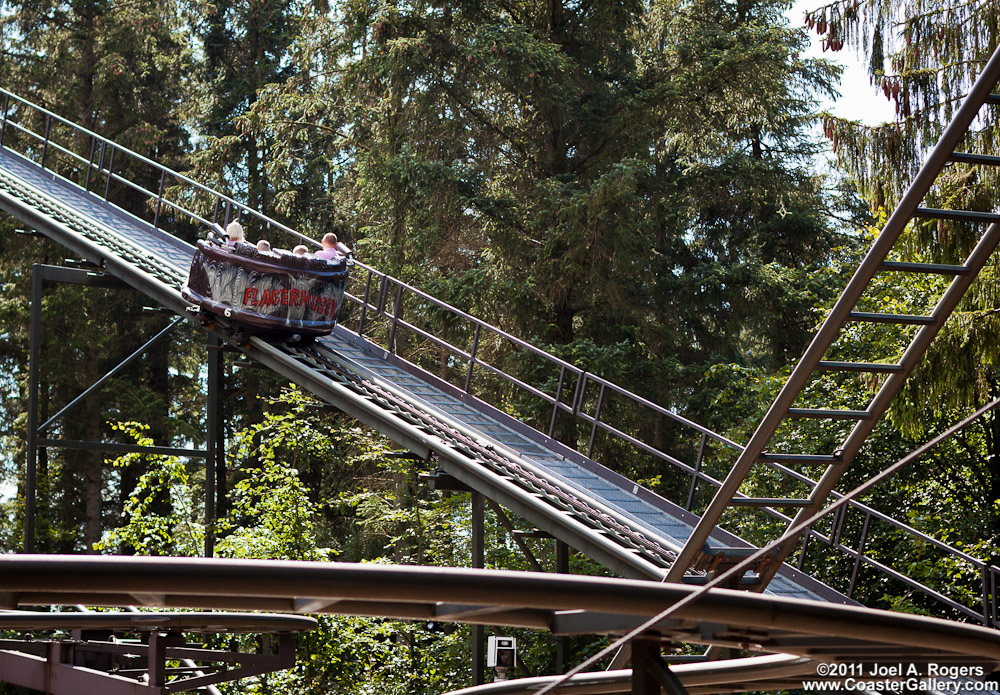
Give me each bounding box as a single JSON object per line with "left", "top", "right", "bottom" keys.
{"left": 631, "top": 638, "right": 688, "bottom": 695}
{"left": 25, "top": 264, "right": 128, "bottom": 552}
{"left": 557, "top": 540, "right": 569, "bottom": 672}
{"left": 205, "top": 336, "right": 222, "bottom": 558}
{"left": 24, "top": 266, "right": 42, "bottom": 553}
{"left": 472, "top": 492, "right": 485, "bottom": 686}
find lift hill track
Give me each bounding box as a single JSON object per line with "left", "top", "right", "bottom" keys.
{"left": 1, "top": 58, "right": 1000, "bottom": 625}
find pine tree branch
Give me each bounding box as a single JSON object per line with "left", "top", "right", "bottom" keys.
{"left": 493, "top": 0, "right": 526, "bottom": 27}
{"left": 0, "top": 50, "right": 50, "bottom": 65}
{"left": 955, "top": 427, "right": 991, "bottom": 493}
{"left": 438, "top": 81, "right": 535, "bottom": 166}
{"left": 263, "top": 119, "right": 370, "bottom": 152}
{"left": 882, "top": 59, "right": 986, "bottom": 81}
{"left": 902, "top": 0, "right": 989, "bottom": 26}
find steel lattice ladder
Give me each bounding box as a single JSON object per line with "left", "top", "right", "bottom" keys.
{"left": 668, "top": 45, "right": 1000, "bottom": 586}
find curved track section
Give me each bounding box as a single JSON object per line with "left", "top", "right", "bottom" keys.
{"left": 442, "top": 655, "right": 815, "bottom": 695}
{"left": 0, "top": 556, "right": 998, "bottom": 692}
{"left": 0, "top": 611, "right": 315, "bottom": 633}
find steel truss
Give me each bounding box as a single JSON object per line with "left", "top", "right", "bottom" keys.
{"left": 24, "top": 263, "right": 223, "bottom": 556}
{"left": 0, "top": 611, "right": 313, "bottom": 694}
{"left": 671, "top": 44, "right": 1000, "bottom": 586}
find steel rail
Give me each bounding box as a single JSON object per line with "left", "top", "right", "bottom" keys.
{"left": 0, "top": 556, "right": 999, "bottom": 671}
{"left": 237, "top": 333, "right": 689, "bottom": 579}
{"left": 774, "top": 458, "right": 1000, "bottom": 580}
{"left": 111, "top": 604, "right": 224, "bottom": 695}
{"left": 342, "top": 263, "right": 743, "bottom": 449}
{"left": 668, "top": 43, "right": 1000, "bottom": 583}
{"left": 298, "top": 342, "right": 684, "bottom": 571}
{"left": 1, "top": 112, "right": 219, "bottom": 229}
{"left": 0, "top": 88, "right": 316, "bottom": 247}
{"left": 442, "top": 655, "right": 817, "bottom": 695}
{"left": 758, "top": 200, "right": 1000, "bottom": 586}
{"left": 534, "top": 395, "right": 1000, "bottom": 695}
{"left": 0, "top": 611, "right": 315, "bottom": 633}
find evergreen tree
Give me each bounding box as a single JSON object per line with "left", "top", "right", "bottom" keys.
{"left": 807, "top": 0, "right": 1000, "bottom": 534}
{"left": 187, "top": 0, "right": 313, "bottom": 216}
{"left": 240, "top": 0, "right": 843, "bottom": 487}
{"left": 0, "top": 0, "right": 195, "bottom": 550}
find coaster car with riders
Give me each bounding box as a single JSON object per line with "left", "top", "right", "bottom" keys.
{"left": 181, "top": 221, "right": 351, "bottom": 345}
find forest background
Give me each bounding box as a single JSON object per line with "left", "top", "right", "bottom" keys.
{"left": 1, "top": 0, "right": 1000, "bottom": 693}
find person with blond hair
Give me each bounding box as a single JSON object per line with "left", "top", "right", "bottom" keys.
{"left": 256, "top": 239, "right": 271, "bottom": 253}
{"left": 292, "top": 245, "right": 308, "bottom": 256}
{"left": 226, "top": 220, "right": 245, "bottom": 246}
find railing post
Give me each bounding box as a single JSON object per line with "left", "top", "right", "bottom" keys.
{"left": 464, "top": 324, "right": 481, "bottom": 393}
{"left": 387, "top": 283, "right": 404, "bottom": 354}
{"left": 587, "top": 383, "right": 606, "bottom": 458}
{"left": 357, "top": 270, "right": 374, "bottom": 334}
{"left": 24, "top": 266, "right": 43, "bottom": 553}
{"left": 982, "top": 565, "right": 991, "bottom": 626}
{"left": 832, "top": 505, "right": 846, "bottom": 547}
{"left": 848, "top": 512, "right": 872, "bottom": 597}
{"left": 989, "top": 565, "right": 1000, "bottom": 625}
{"left": 153, "top": 169, "right": 167, "bottom": 229}
{"left": 685, "top": 433, "right": 708, "bottom": 511}
{"left": 84, "top": 137, "right": 96, "bottom": 192}
{"left": 548, "top": 366, "right": 567, "bottom": 437}
{"left": 0, "top": 92, "right": 10, "bottom": 146}
{"left": 375, "top": 274, "right": 388, "bottom": 316}
{"left": 40, "top": 114, "right": 52, "bottom": 169}
{"left": 471, "top": 492, "right": 485, "bottom": 686}
{"left": 571, "top": 372, "right": 588, "bottom": 416}
{"left": 103, "top": 144, "right": 116, "bottom": 201}
{"left": 212, "top": 196, "right": 221, "bottom": 225}
{"left": 206, "top": 334, "right": 221, "bottom": 558}
{"left": 797, "top": 532, "right": 810, "bottom": 570}
{"left": 96, "top": 140, "right": 106, "bottom": 184}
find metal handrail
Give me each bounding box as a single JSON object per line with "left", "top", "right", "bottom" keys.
{"left": 0, "top": 88, "right": 319, "bottom": 248}
{"left": 343, "top": 262, "right": 741, "bottom": 446}
{"left": 2, "top": 85, "right": 999, "bottom": 628}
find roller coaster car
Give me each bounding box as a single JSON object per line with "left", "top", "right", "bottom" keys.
{"left": 182, "top": 235, "right": 350, "bottom": 343}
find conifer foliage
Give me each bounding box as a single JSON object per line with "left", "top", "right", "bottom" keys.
{"left": 243, "top": 0, "right": 843, "bottom": 423}
{"left": 808, "top": 1, "right": 1000, "bottom": 528}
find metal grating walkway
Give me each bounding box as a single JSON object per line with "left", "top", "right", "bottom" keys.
{"left": 0, "top": 133, "right": 843, "bottom": 604}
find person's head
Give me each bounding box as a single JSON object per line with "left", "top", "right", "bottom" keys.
{"left": 226, "top": 220, "right": 244, "bottom": 242}
{"left": 321, "top": 232, "right": 339, "bottom": 249}
{"left": 256, "top": 239, "right": 271, "bottom": 253}
{"left": 293, "top": 245, "right": 308, "bottom": 256}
